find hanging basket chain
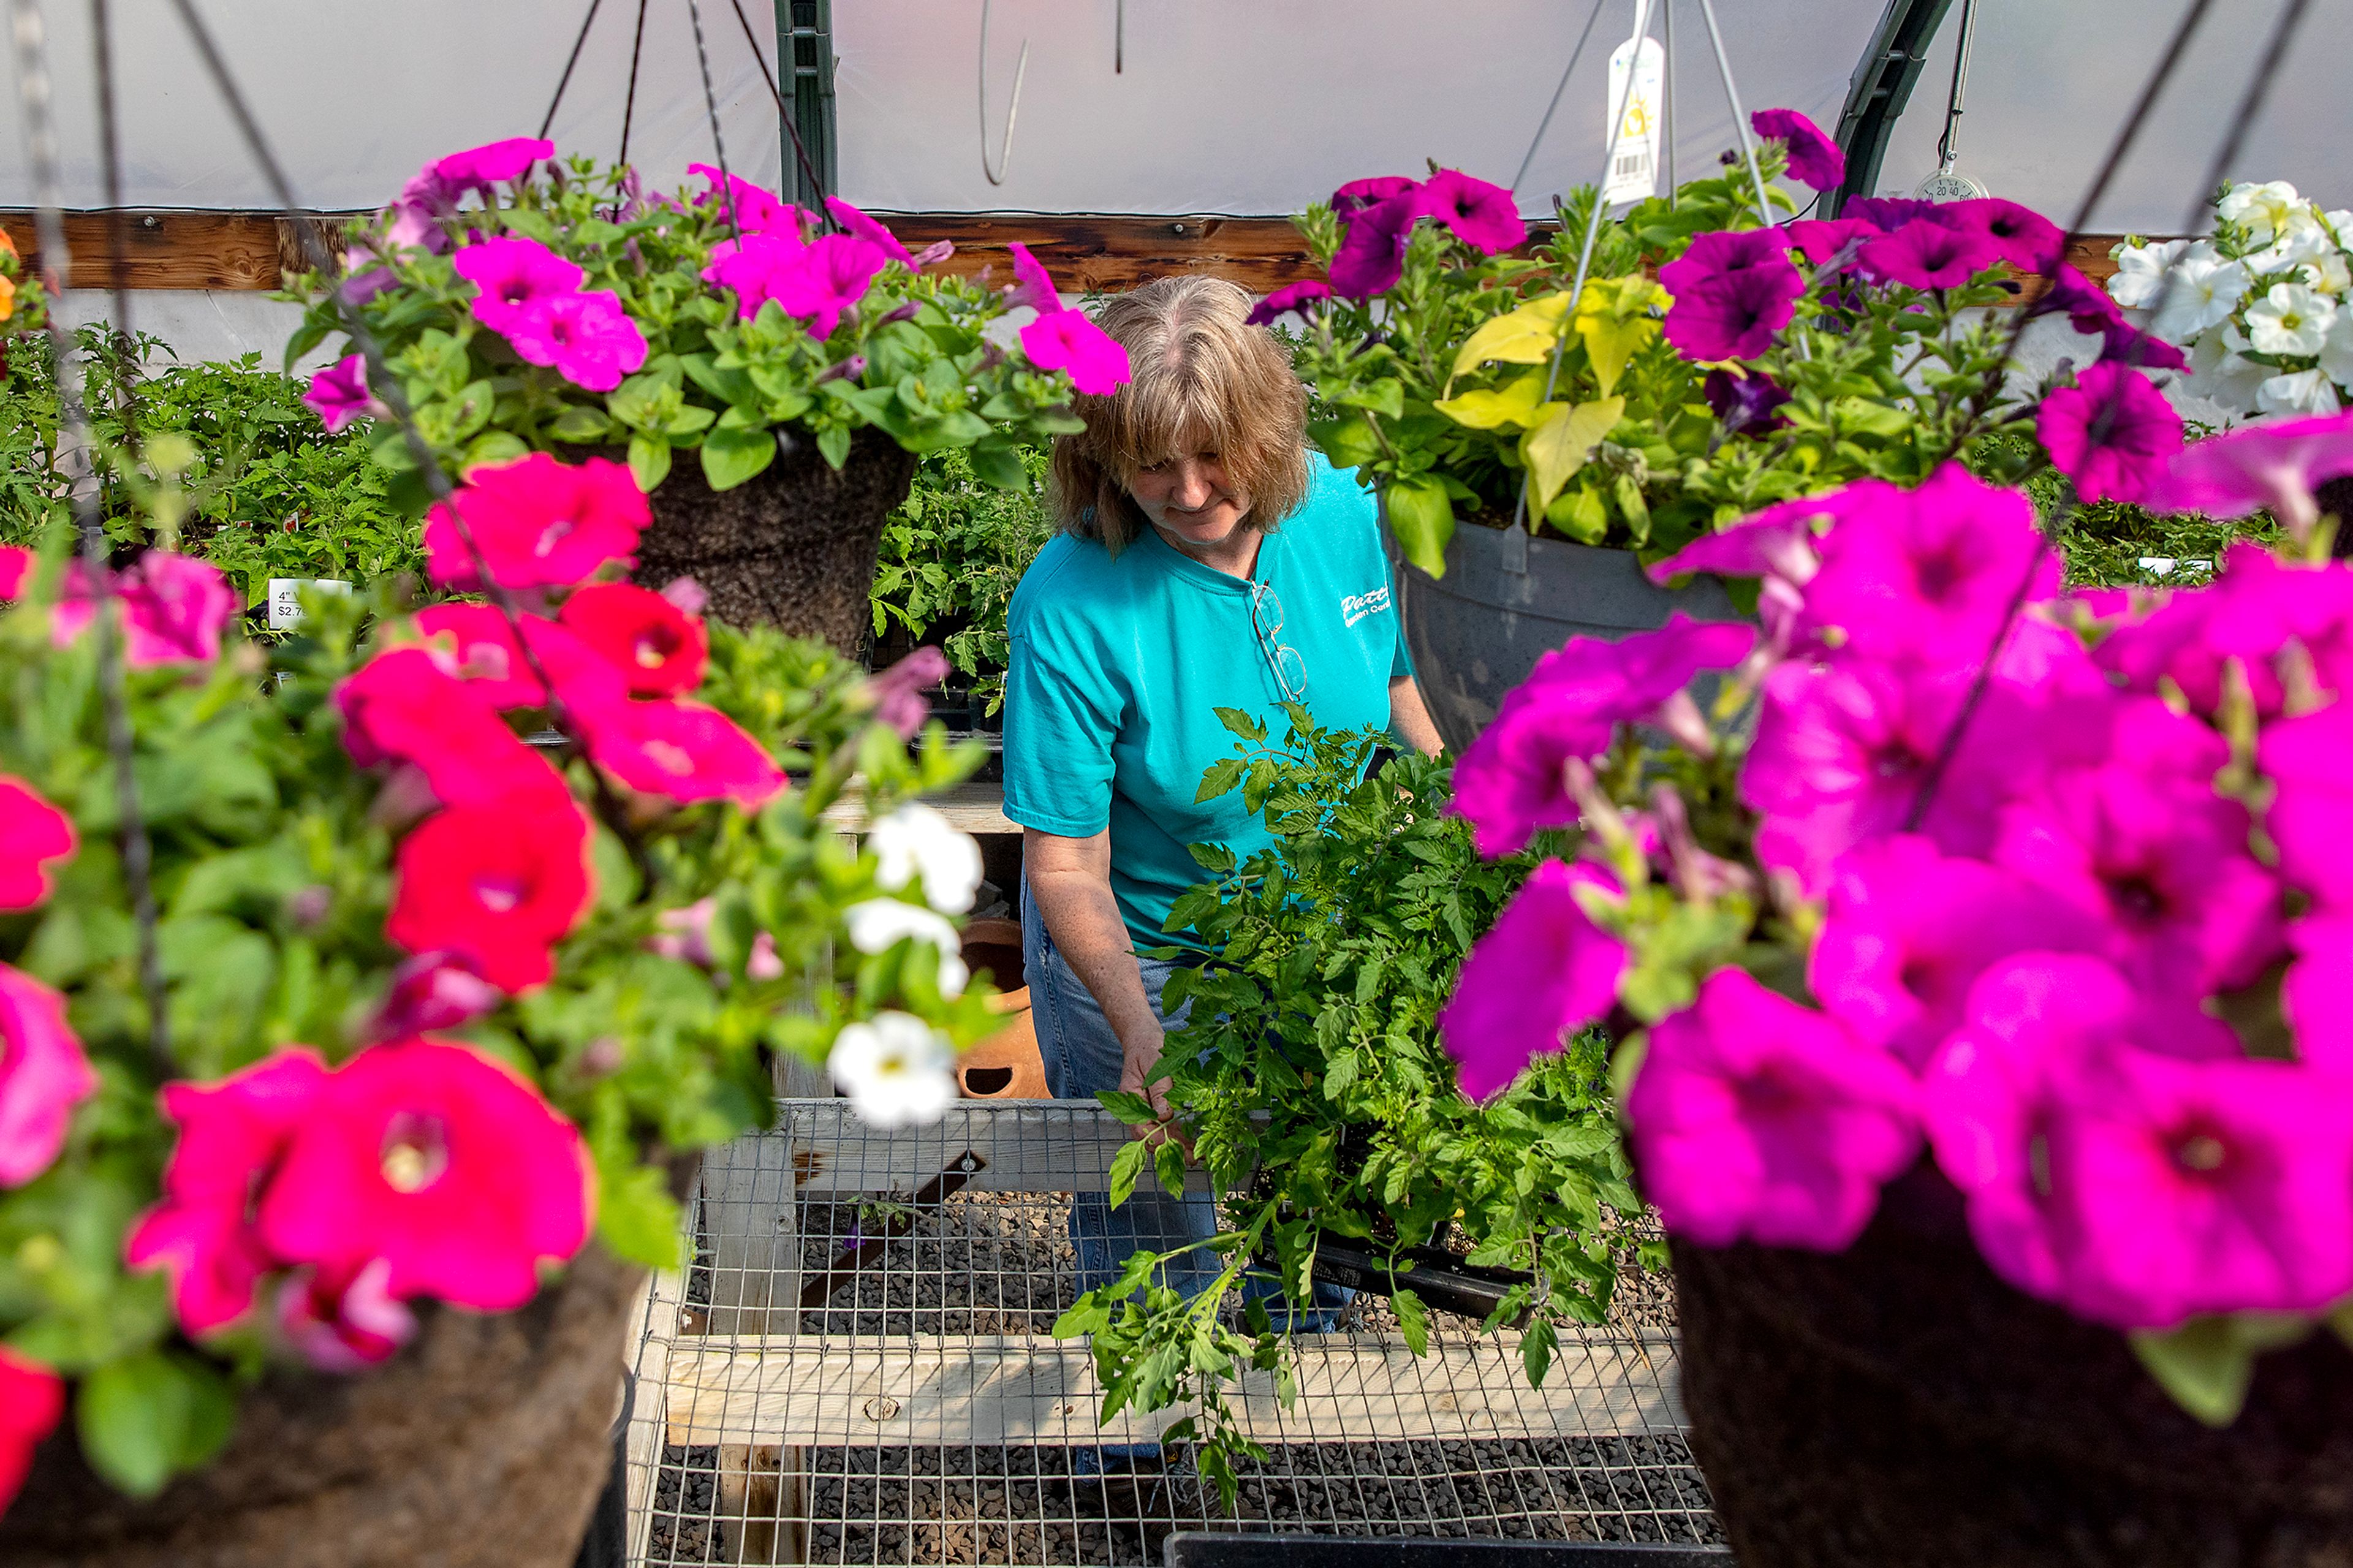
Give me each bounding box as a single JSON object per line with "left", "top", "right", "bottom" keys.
{"left": 159, "top": 0, "right": 659, "bottom": 888}
{"left": 726, "top": 0, "right": 839, "bottom": 226}
{"left": 684, "top": 0, "right": 744, "bottom": 251}
{"left": 9, "top": 0, "right": 172, "bottom": 1073}
{"left": 1509, "top": 0, "right": 1610, "bottom": 197}
{"left": 1905, "top": 0, "right": 2309, "bottom": 832}
{"left": 537, "top": 0, "right": 605, "bottom": 142}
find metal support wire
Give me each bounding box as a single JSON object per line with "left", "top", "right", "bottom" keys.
{"left": 685, "top": 0, "right": 744, "bottom": 248}
{"left": 87, "top": 0, "right": 139, "bottom": 441}
{"left": 1692, "top": 0, "right": 1773, "bottom": 227}
{"left": 158, "top": 0, "right": 657, "bottom": 887}
{"left": 618, "top": 0, "right": 650, "bottom": 172}
{"left": 1509, "top": 0, "right": 1609, "bottom": 195}
{"left": 1661, "top": 0, "right": 1676, "bottom": 207}
{"left": 727, "top": 0, "right": 838, "bottom": 227}
{"left": 978, "top": 0, "right": 1028, "bottom": 187}
{"left": 9, "top": 0, "right": 171, "bottom": 1073}
{"left": 1934, "top": 0, "right": 1979, "bottom": 175}
{"left": 537, "top": 0, "right": 604, "bottom": 140}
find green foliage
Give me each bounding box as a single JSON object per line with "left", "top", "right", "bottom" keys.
{"left": 871, "top": 442, "right": 1055, "bottom": 710}
{"left": 1055, "top": 713, "right": 1640, "bottom": 1501}
{"left": 1975, "top": 430, "right": 2281, "bottom": 589}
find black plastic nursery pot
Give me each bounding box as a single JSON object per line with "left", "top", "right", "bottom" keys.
{"left": 635, "top": 425, "right": 918, "bottom": 655}
{"left": 1385, "top": 508, "right": 1745, "bottom": 754}
{"left": 1670, "top": 1163, "right": 2353, "bottom": 1568}
{"left": 1, "top": 1246, "right": 642, "bottom": 1568}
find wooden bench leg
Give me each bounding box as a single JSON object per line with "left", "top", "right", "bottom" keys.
{"left": 717, "top": 1442, "right": 808, "bottom": 1564}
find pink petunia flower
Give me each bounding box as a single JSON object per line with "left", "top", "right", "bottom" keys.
{"left": 1809, "top": 835, "right": 2103, "bottom": 1070}
{"left": 1627, "top": 968, "right": 1920, "bottom": 1251}
{"left": 2029, "top": 262, "right": 2128, "bottom": 340}
{"left": 1750, "top": 108, "right": 1844, "bottom": 192}
{"left": 335, "top": 646, "right": 570, "bottom": 811}
{"left": 412, "top": 602, "right": 628, "bottom": 712}
{"left": 432, "top": 137, "right": 554, "bottom": 194}
{"left": 0, "top": 964, "right": 97, "bottom": 1189}
{"left": 2039, "top": 361, "right": 2184, "bottom": 505}
{"left": 256, "top": 1037, "right": 594, "bottom": 1312}
{"left": 1327, "top": 191, "right": 1419, "bottom": 300}
{"left": 2097, "top": 544, "right": 2353, "bottom": 720}
{"left": 1843, "top": 197, "right": 1941, "bottom": 233}
{"left": 423, "top": 453, "right": 649, "bottom": 591}
{"left": 302, "top": 354, "right": 374, "bottom": 433}
{"left": 1926, "top": 953, "right": 2353, "bottom": 1328}
{"left": 0, "top": 1347, "right": 63, "bottom": 1515}
{"left": 1859, "top": 217, "right": 1997, "bottom": 290}
{"left": 1438, "top": 860, "right": 1628, "bottom": 1100}
{"left": 866, "top": 646, "right": 951, "bottom": 739}
{"left": 1949, "top": 198, "right": 2064, "bottom": 275}
{"left": 1245, "top": 281, "right": 1333, "bottom": 327}
{"left": 452, "top": 235, "right": 586, "bottom": 335}
{"left": 1414, "top": 169, "right": 1525, "bottom": 256}
{"left": 1004, "top": 241, "right": 1063, "bottom": 314}
{"left": 366, "top": 952, "right": 504, "bottom": 1042}
{"left": 771, "top": 234, "right": 890, "bottom": 339}
{"left": 123, "top": 1049, "right": 329, "bottom": 1335}
{"left": 2146, "top": 410, "right": 2353, "bottom": 543}
{"left": 558, "top": 581, "right": 710, "bottom": 697}
{"left": 1660, "top": 229, "right": 1805, "bottom": 361}
{"left": 380, "top": 167, "right": 458, "bottom": 257}
{"left": 823, "top": 196, "right": 915, "bottom": 268}
{"left": 385, "top": 797, "right": 596, "bottom": 994}
{"left": 276, "top": 1256, "right": 417, "bottom": 1373}
{"left": 581, "top": 696, "right": 787, "bottom": 809}
{"left": 503, "top": 289, "right": 648, "bottom": 392}
{"left": 51, "top": 551, "right": 240, "bottom": 668}
{"left": 1787, "top": 217, "right": 1878, "bottom": 271}
{"left": 2281, "top": 913, "right": 2353, "bottom": 1075}
{"left": 701, "top": 230, "right": 806, "bottom": 317}
{"left": 1450, "top": 616, "right": 1755, "bottom": 857}
{"left": 2259, "top": 700, "right": 2353, "bottom": 907}
{"left": 1021, "top": 308, "right": 1134, "bottom": 396}
{"left": 1330, "top": 176, "right": 1420, "bottom": 222}
{"left": 0, "top": 776, "right": 74, "bottom": 911}
{"left": 689, "top": 164, "right": 805, "bottom": 236}
{"left": 0, "top": 546, "right": 26, "bottom": 600}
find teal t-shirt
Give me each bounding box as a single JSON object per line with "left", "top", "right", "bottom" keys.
{"left": 1003, "top": 454, "right": 1410, "bottom": 952}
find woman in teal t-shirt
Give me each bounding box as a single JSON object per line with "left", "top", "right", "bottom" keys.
{"left": 1004, "top": 275, "right": 1440, "bottom": 1199}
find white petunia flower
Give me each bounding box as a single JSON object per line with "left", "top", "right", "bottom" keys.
{"left": 2243, "top": 211, "right": 2336, "bottom": 278}
{"left": 2187, "top": 324, "right": 2269, "bottom": 414}
{"left": 868, "top": 803, "right": 984, "bottom": 915}
{"left": 2107, "top": 240, "right": 2189, "bottom": 309}
{"left": 828, "top": 1012, "right": 958, "bottom": 1128}
{"left": 845, "top": 898, "right": 969, "bottom": 996}
{"left": 2150, "top": 252, "right": 2249, "bottom": 339}
{"left": 2325, "top": 210, "right": 2353, "bottom": 247}
{"left": 2303, "top": 250, "right": 2353, "bottom": 298}
{"left": 2219, "top": 180, "right": 2303, "bottom": 243}
{"left": 2257, "top": 368, "right": 2343, "bottom": 418}
{"left": 2317, "top": 314, "right": 2353, "bottom": 396}
{"left": 2247, "top": 282, "right": 2335, "bottom": 357}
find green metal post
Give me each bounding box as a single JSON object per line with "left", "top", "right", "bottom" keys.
{"left": 1830, "top": 0, "right": 1960, "bottom": 216}
{"left": 776, "top": 0, "right": 836, "bottom": 204}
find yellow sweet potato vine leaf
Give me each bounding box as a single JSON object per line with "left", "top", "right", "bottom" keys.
{"left": 1520, "top": 396, "right": 1624, "bottom": 515}
{"left": 1433, "top": 371, "right": 1547, "bottom": 431}
{"left": 1574, "top": 275, "right": 1670, "bottom": 398}
{"left": 1447, "top": 295, "right": 1571, "bottom": 385}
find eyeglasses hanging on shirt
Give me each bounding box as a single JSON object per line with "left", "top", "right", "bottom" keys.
{"left": 1249, "top": 581, "right": 1308, "bottom": 703}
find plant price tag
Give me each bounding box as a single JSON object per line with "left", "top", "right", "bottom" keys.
{"left": 267, "top": 577, "right": 353, "bottom": 631}
{"left": 1604, "top": 25, "right": 1664, "bottom": 206}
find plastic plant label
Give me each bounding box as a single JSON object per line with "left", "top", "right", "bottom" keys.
{"left": 1603, "top": 17, "right": 1664, "bottom": 207}
{"left": 266, "top": 577, "right": 353, "bottom": 631}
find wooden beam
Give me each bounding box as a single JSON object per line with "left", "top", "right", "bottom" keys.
{"left": 0, "top": 206, "right": 2148, "bottom": 298}
{"left": 664, "top": 1329, "right": 1684, "bottom": 1449}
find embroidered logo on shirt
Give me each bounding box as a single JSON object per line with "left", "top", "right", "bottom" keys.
{"left": 1339, "top": 586, "right": 1392, "bottom": 627}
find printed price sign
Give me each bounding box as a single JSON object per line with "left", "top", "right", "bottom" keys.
{"left": 267, "top": 577, "right": 353, "bottom": 631}
{"left": 1604, "top": 12, "right": 1664, "bottom": 207}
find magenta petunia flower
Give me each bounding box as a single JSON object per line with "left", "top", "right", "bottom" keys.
{"left": 2097, "top": 544, "right": 2353, "bottom": 719}
{"left": 413, "top": 602, "right": 628, "bottom": 713}
{"left": 0, "top": 1347, "right": 62, "bottom": 1513}
{"left": 2147, "top": 411, "right": 2353, "bottom": 543}
{"left": 1810, "top": 835, "right": 2102, "bottom": 1070}
{"left": 689, "top": 163, "right": 804, "bottom": 236}
{"left": 1844, "top": 197, "right": 1941, "bottom": 232}
{"left": 2281, "top": 913, "right": 2353, "bottom": 1075}
{"left": 0, "top": 964, "right": 97, "bottom": 1190}
{"left": 502, "top": 288, "right": 648, "bottom": 392}
{"left": 452, "top": 235, "right": 586, "bottom": 335}
{"left": 1327, "top": 191, "right": 1419, "bottom": 300}
{"left": 276, "top": 1256, "right": 417, "bottom": 1373}
{"left": 1021, "top": 307, "right": 1134, "bottom": 396}
{"left": 2039, "top": 361, "right": 2184, "bottom": 505}
{"left": 51, "top": 550, "right": 240, "bottom": 668}
{"left": 1927, "top": 953, "right": 2353, "bottom": 1328}
{"left": 1331, "top": 175, "right": 1420, "bottom": 222}
{"left": 1451, "top": 616, "right": 1756, "bottom": 857}
{"left": 423, "top": 452, "right": 649, "bottom": 591}
{"left": 1414, "top": 169, "right": 1525, "bottom": 256}
{"left": 1704, "top": 369, "right": 1792, "bottom": 439}
{"left": 1859, "top": 217, "right": 1996, "bottom": 289}
{"left": 1628, "top": 968, "right": 1919, "bottom": 1251}
{"left": 558, "top": 581, "right": 710, "bottom": 697}
{"left": 335, "top": 647, "right": 570, "bottom": 811}
{"left": 2099, "top": 316, "right": 2189, "bottom": 372}
{"left": 581, "top": 695, "right": 787, "bottom": 809}
{"left": 1004, "top": 241, "right": 1063, "bottom": 314}
{"left": 1787, "top": 217, "right": 1877, "bottom": 271}
{"left": 0, "top": 776, "right": 74, "bottom": 912}
{"left": 1438, "top": 860, "right": 1628, "bottom": 1100}
{"left": 302, "top": 354, "right": 373, "bottom": 433}
{"left": 2029, "top": 263, "right": 2126, "bottom": 338}
{"left": 0, "top": 545, "right": 26, "bottom": 600}
{"left": 387, "top": 797, "right": 595, "bottom": 994}
{"left": 1794, "top": 464, "right": 2058, "bottom": 665}
{"left": 367, "top": 952, "right": 504, "bottom": 1042}
{"left": 867, "top": 646, "right": 952, "bottom": 739}
{"left": 1949, "top": 198, "right": 2064, "bottom": 275}
{"left": 257, "top": 1037, "right": 593, "bottom": 1313}
{"left": 123, "top": 1049, "right": 328, "bottom": 1335}
{"left": 2260, "top": 700, "right": 2353, "bottom": 907}
{"left": 823, "top": 195, "right": 915, "bottom": 268}
{"left": 1246, "top": 281, "right": 1333, "bottom": 327}
{"left": 771, "top": 234, "right": 890, "bottom": 339}
{"left": 1750, "top": 108, "right": 1844, "bottom": 192}
{"left": 1660, "top": 229, "right": 1805, "bottom": 362}
{"left": 432, "top": 137, "right": 553, "bottom": 194}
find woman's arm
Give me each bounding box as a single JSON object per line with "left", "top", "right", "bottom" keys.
{"left": 1389, "top": 675, "right": 1444, "bottom": 757}
{"left": 1023, "top": 826, "right": 1173, "bottom": 1138}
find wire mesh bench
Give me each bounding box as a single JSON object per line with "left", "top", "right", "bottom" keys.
{"left": 621, "top": 1102, "right": 1721, "bottom": 1565}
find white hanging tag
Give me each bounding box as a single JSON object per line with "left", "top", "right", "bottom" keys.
{"left": 1603, "top": 21, "right": 1664, "bottom": 206}
{"left": 267, "top": 577, "right": 352, "bottom": 631}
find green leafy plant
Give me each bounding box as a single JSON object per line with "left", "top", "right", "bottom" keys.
{"left": 871, "top": 442, "right": 1055, "bottom": 711}
{"left": 1053, "top": 711, "right": 1643, "bottom": 1502}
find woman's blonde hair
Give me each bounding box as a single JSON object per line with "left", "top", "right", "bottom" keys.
{"left": 1050, "top": 275, "right": 1309, "bottom": 555}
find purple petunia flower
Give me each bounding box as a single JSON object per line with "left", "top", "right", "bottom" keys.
{"left": 2147, "top": 410, "right": 2353, "bottom": 543}
{"left": 1843, "top": 197, "right": 1941, "bottom": 232}
{"left": 2037, "top": 361, "right": 2184, "bottom": 505}
{"left": 302, "top": 354, "right": 373, "bottom": 434}
{"left": 451, "top": 235, "right": 586, "bottom": 335}
{"left": 1414, "top": 169, "right": 1526, "bottom": 256}
{"left": 1859, "top": 217, "right": 1997, "bottom": 289}
{"left": 689, "top": 164, "right": 805, "bottom": 237}
{"left": 1627, "top": 968, "right": 1920, "bottom": 1251}
{"left": 1004, "top": 241, "right": 1063, "bottom": 314}
{"left": 502, "top": 289, "right": 649, "bottom": 392}
{"left": 1787, "top": 217, "right": 1877, "bottom": 272}
{"left": 2099, "top": 316, "right": 2189, "bottom": 371}
{"left": 1438, "top": 860, "right": 1627, "bottom": 1101}
{"left": 1246, "top": 281, "right": 1333, "bottom": 327}
{"left": 824, "top": 197, "right": 916, "bottom": 268}
{"left": 2260, "top": 700, "right": 2353, "bottom": 907}
{"left": 1021, "top": 308, "right": 1134, "bottom": 396}
{"left": 1659, "top": 229, "right": 1805, "bottom": 362}
{"left": 1750, "top": 108, "right": 1845, "bottom": 193}
{"left": 2283, "top": 913, "right": 2353, "bottom": 1074}
{"left": 867, "top": 646, "right": 952, "bottom": 740}
{"left": 1330, "top": 176, "right": 1420, "bottom": 224}
{"left": 1950, "top": 197, "right": 2065, "bottom": 276}
{"left": 2028, "top": 263, "right": 2124, "bottom": 338}
{"left": 432, "top": 137, "right": 555, "bottom": 195}
{"left": 1328, "top": 191, "right": 1419, "bottom": 300}
{"left": 1704, "top": 368, "right": 1793, "bottom": 437}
